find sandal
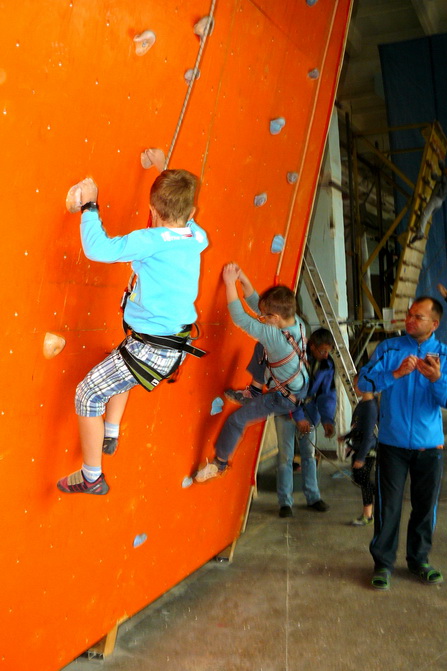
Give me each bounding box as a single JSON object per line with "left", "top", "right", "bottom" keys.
{"left": 409, "top": 564, "right": 444, "bottom": 585}
{"left": 371, "top": 568, "right": 391, "bottom": 590}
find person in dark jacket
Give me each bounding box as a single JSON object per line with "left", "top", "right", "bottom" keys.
{"left": 339, "top": 375, "right": 378, "bottom": 526}
{"left": 358, "top": 297, "right": 447, "bottom": 590}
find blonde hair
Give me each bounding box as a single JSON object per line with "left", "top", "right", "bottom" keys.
{"left": 150, "top": 169, "right": 198, "bottom": 223}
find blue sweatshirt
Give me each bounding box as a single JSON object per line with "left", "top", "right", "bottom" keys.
{"left": 228, "top": 292, "right": 309, "bottom": 395}
{"left": 80, "top": 210, "right": 208, "bottom": 335}
{"left": 358, "top": 333, "right": 447, "bottom": 449}
{"left": 291, "top": 352, "right": 336, "bottom": 424}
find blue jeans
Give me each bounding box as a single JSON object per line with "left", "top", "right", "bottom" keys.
{"left": 215, "top": 392, "right": 296, "bottom": 462}
{"left": 274, "top": 414, "right": 321, "bottom": 507}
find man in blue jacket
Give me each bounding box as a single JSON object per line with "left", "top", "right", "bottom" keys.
{"left": 358, "top": 296, "right": 447, "bottom": 590}
{"left": 275, "top": 328, "right": 336, "bottom": 516}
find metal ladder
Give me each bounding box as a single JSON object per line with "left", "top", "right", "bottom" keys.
{"left": 302, "top": 246, "right": 358, "bottom": 408}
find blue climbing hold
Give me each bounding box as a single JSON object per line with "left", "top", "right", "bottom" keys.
{"left": 133, "top": 533, "right": 148, "bottom": 548}
{"left": 211, "top": 397, "right": 224, "bottom": 415}
{"left": 287, "top": 172, "right": 298, "bottom": 184}
{"left": 271, "top": 235, "right": 285, "bottom": 254}
{"left": 270, "top": 117, "right": 286, "bottom": 135}
{"left": 308, "top": 68, "right": 320, "bottom": 80}
{"left": 254, "top": 192, "right": 268, "bottom": 207}
{"left": 306, "top": 0, "right": 318, "bottom": 6}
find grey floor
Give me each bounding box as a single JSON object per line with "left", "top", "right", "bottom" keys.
{"left": 63, "top": 456, "right": 447, "bottom": 671}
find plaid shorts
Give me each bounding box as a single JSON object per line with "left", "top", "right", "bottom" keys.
{"left": 75, "top": 335, "right": 185, "bottom": 417}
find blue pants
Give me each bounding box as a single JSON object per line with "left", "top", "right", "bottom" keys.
{"left": 274, "top": 414, "right": 321, "bottom": 507}
{"left": 370, "top": 443, "right": 444, "bottom": 571}
{"left": 215, "top": 392, "right": 296, "bottom": 461}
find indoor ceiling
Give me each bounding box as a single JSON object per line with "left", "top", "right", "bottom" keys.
{"left": 337, "top": 0, "right": 447, "bottom": 134}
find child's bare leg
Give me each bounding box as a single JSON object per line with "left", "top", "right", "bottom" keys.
{"left": 363, "top": 503, "right": 373, "bottom": 519}
{"left": 102, "top": 391, "right": 129, "bottom": 455}
{"left": 105, "top": 391, "right": 129, "bottom": 424}
{"left": 78, "top": 415, "right": 104, "bottom": 467}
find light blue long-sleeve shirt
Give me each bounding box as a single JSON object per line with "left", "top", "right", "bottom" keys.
{"left": 81, "top": 210, "right": 208, "bottom": 335}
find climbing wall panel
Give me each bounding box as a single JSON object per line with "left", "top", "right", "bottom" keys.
{"left": 0, "top": 1, "right": 352, "bottom": 669}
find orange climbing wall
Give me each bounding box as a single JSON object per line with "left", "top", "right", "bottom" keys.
{"left": 0, "top": 1, "right": 352, "bottom": 669}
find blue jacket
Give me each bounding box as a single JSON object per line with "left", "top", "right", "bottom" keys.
{"left": 358, "top": 333, "right": 447, "bottom": 449}
{"left": 292, "top": 353, "right": 336, "bottom": 425}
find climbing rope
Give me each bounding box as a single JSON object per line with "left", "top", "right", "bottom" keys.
{"left": 164, "top": 0, "right": 217, "bottom": 169}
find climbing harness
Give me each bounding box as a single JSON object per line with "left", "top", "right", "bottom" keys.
{"left": 264, "top": 324, "right": 309, "bottom": 405}
{"left": 118, "top": 324, "right": 206, "bottom": 393}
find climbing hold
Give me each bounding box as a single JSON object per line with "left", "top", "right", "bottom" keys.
{"left": 140, "top": 148, "right": 166, "bottom": 172}
{"left": 43, "top": 333, "right": 66, "bottom": 359}
{"left": 133, "top": 533, "right": 148, "bottom": 548}
{"left": 271, "top": 235, "right": 285, "bottom": 253}
{"left": 306, "top": 0, "right": 318, "bottom": 5}
{"left": 182, "top": 476, "right": 194, "bottom": 488}
{"left": 270, "top": 118, "right": 286, "bottom": 135}
{"left": 308, "top": 68, "right": 320, "bottom": 80}
{"left": 194, "top": 16, "right": 215, "bottom": 39}
{"left": 254, "top": 192, "right": 267, "bottom": 207}
{"left": 184, "top": 68, "right": 200, "bottom": 83}
{"left": 286, "top": 172, "right": 298, "bottom": 184}
{"left": 133, "top": 30, "right": 156, "bottom": 56}
{"left": 211, "top": 397, "right": 224, "bottom": 416}
{"left": 65, "top": 184, "right": 82, "bottom": 213}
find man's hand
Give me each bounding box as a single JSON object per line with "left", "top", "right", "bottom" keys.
{"left": 80, "top": 177, "right": 98, "bottom": 205}
{"left": 296, "top": 419, "right": 312, "bottom": 435}
{"left": 323, "top": 422, "right": 335, "bottom": 438}
{"left": 393, "top": 355, "right": 418, "bottom": 379}
{"left": 416, "top": 355, "right": 441, "bottom": 383}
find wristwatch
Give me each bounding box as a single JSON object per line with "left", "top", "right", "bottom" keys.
{"left": 81, "top": 201, "right": 98, "bottom": 213}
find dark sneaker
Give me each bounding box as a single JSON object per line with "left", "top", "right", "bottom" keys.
{"left": 103, "top": 436, "right": 118, "bottom": 455}
{"left": 57, "top": 470, "right": 109, "bottom": 495}
{"left": 307, "top": 499, "right": 329, "bottom": 512}
{"left": 279, "top": 505, "right": 293, "bottom": 518}
{"left": 224, "top": 388, "right": 253, "bottom": 405}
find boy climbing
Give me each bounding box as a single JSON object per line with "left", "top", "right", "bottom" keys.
{"left": 58, "top": 170, "right": 208, "bottom": 495}
{"left": 194, "top": 263, "right": 309, "bottom": 483}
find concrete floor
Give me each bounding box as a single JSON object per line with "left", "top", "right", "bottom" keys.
{"left": 62, "top": 455, "right": 447, "bottom": 671}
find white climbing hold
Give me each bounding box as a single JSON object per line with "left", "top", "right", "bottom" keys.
{"left": 140, "top": 148, "right": 166, "bottom": 172}
{"left": 254, "top": 192, "right": 267, "bottom": 207}
{"left": 182, "top": 476, "right": 194, "bottom": 488}
{"left": 134, "top": 30, "right": 156, "bottom": 56}
{"left": 287, "top": 172, "right": 298, "bottom": 184}
{"left": 270, "top": 117, "right": 286, "bottom": 135}
{"left": 184, "top": 68, "right": 200, "bottom": 83}
{"left": 65, "top": 184, "right": 82, "bottom": 213}
{"left": 194, "top": 16, "right": 215, "bottom": 39}
{"left": 43, "top": 333, "right": 66, "bottom": 359}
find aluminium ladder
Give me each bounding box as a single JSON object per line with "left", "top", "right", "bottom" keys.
{"left": 302, "top": 246, "right": 358, "bottom": 409}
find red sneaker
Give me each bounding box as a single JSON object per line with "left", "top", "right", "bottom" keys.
{"left": 57, "top": 469, "right": 109, "bottom": 495}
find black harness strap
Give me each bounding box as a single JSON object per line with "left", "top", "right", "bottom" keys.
{"left": 118, "top": 341, "right": 182, "bottom": 393}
